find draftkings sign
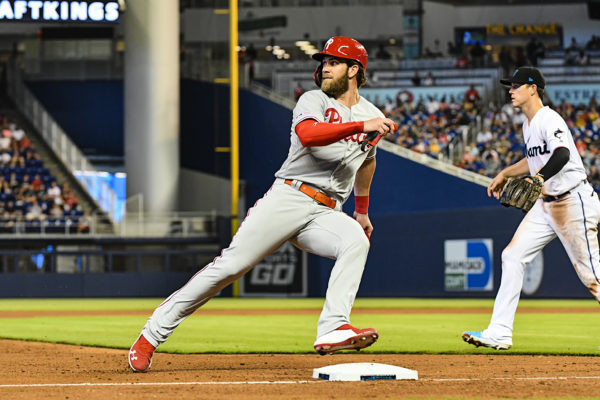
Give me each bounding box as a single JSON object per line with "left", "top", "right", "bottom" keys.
{"left": 0, "top": 1, "right": 120, "bottom": 22}
{"left": 240, "top": 242, "right": 307, "bottom": 297}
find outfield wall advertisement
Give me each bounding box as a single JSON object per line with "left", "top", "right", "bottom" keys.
{"left": 444, "top": 239, "right": 493, "bottom": 292}
{"left": 359, "top": 85, "right": 486, "bottom": 107}
{"left": 544, "top": 83, "right": 600, "bottom": 106}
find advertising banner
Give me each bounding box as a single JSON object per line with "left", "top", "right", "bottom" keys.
{"left": 360, "top": 85, "right": 485, "bottom": 107}
{"left": 240, "top": 242, "right": 307, "bottom": 297}
{"left": 445, "top": 239, "right": 493, "bottom": 292}
{"left": 544, "top": 83, "right": 600, "bottom": 106}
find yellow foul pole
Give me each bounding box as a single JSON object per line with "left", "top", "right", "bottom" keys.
{"left": 230, "top": 0, "right": 240, "bottom": 297}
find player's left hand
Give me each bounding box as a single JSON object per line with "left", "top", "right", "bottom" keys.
{"left": 353, "top": 212, "right": 373, "bottom": 238}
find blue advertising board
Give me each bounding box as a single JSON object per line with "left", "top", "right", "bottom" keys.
{"left": 545, "top": 83, "right": 600, "bottom": 106}
{"left": 360, "top": 85, "right": 485, "bottom": 106}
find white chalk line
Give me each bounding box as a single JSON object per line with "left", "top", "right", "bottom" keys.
{"left": 422, "top": 375, "right": 600, "bottom": 382}
{"left": 0, "top": 380, "right": 317, "bottom": 388}
{"left": 2, "top": 376, "right": 600, "bottom": 388}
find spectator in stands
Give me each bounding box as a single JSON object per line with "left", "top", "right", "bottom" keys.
{"left": 476, "top": 128, "right": 493, "bottom": 145}
{"left": 514, "top": 46, "right": 527, "bottom": 68}
{"left": 428, "top": 137, "right": 442, "bottom": 158}
{"left": 498, "top": 46, "right": 514, "bottom": 77}
{"left": 78, "top": 213, "right": 91, "bottom": 234}
{"left": 294, "top": 83, "right": 305, "bottom": 102}
{"left": 576, "top": 50, "right": 590, "bottom": 66}
{"left": 0, "top": 135, "right": 9, "bottom": 151}
{"left": 536, "top": 39, "right": 546, "bottom": 63}
{"left": 455, "top": 52, "right": 469, "bottom": 68}
{"left": 26, "top": 198, "right": 43, "bottom": 220}
{"left": 411, "top": 71, "right": 421, "bottom": 86}
{"left": 567, "top": 37, "right": 580, "bottom": 52}
{"left": 526, "top": 37, "right": 540, "bottom": 66}
{"left": 0, "top": 150, "right": 9, "bottom": 165}
{"left": 244, "top": 43, "right": 257, "bottom": 81}
{"left": 565, "top": 48, "right": 578, "bottom": 65}
{"left": 47, "top": 181, "right": 61, "bottom": 201}
{"left": 48, "top": 203, "right": 63, "bottom": 218}
{"left": 17, "top": 134, "right": 31, "bottom": 150}
{"left": 383, "top": 97, "right": 394, "bottom": 115}
{"left": 423, "top": 47, "right": 435, "bottom": 58}
{"left": 423, "top": 72, "right": 435, "bottom": 86}
{"left": 375, "top": 43, "right": 391, "bottom": 60}
{"left": 432, "top": 39, "right": 443, "bottom": 57}
{"left": 1, "top": 124, "right": 11, "bottom": 139}
{"left": 465, "top": 84, "right": 481, "bottom": 104}
{"left": 448, "top": 96, "right": 461, "bottom": 112}
{"left": 469, "top": 42, "right": 486, "bottom": 68}
{"left": 425, "top": 96, "right": 439, "bottom": 114}
{"left": 585, "top": 35, "right": 600, "bottom": 50}
{"left": 31, "top": 174, "right": 44, "bottom": 192}
{"left": 447, "top": 40, "right": 457, "bottom": 56}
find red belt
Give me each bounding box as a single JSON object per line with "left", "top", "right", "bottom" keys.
{"left": 284, "top": 179, "right": 336, "bottom": 209}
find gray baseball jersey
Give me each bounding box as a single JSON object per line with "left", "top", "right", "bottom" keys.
{"left": 275, "top": 89, "right": 384, "bottom": 204}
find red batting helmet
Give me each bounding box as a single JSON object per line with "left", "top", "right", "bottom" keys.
{"left": 312, "top": 36, "right": 368, "bottom": 87}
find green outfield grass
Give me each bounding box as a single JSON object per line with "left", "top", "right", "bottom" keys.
{"left": 0, "top": 298, "right": 599, "bottom": 355}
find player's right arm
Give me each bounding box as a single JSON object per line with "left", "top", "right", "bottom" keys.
{"left": 487, "top": 157, "right": 529, "bottom": 199}
{"left": 295, "top": 117, "right": 397, "bottom": 147}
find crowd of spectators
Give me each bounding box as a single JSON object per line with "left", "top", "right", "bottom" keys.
{"left": 375, "top": 86, "right": 482, "bottom": 160}
{"left": 458, "top": 97, "right": 600, "bottom": 192}
{"left": 0, "top": 115, "right": 89, "bottom": 233}
{"left": 376, "top": 91, "right": 600, "bottom": 193}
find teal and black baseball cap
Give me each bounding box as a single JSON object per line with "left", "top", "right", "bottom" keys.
{"left": 500, "top": 66, "right": 546, "bottom": 89}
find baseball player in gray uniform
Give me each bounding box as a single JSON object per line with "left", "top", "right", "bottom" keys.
{"left": 128, "top": 36, "right": 398, "bottom": 372}
{"left": 463, "top": 66, "right": 600, "bottom": 350}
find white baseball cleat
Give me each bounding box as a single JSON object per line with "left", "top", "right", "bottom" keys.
{"left": 314, "top": 324, "right": 379, "bottom": 355}
{"left": 462, "top": 331, "right": 511, "bottom": 350}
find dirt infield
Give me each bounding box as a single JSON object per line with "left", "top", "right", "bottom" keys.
{"left": 1, "top": 339, "right": 599, "bottom": 400}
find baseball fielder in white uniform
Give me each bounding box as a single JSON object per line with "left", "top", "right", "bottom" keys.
{"left": 463, "top": 66, "right": 600, "bottom": 350}
{"left": 128, "top": 36, "right": 398, "bottom": 372}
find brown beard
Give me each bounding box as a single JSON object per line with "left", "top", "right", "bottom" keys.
{"left": 321, "top": 69, "right": 349, "bottom": 98}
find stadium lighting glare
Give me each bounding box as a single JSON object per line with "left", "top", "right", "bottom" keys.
{"left": 305, "top": 48, "right": 318, "bottom": 55}
{"left": 273, "top": 48, "right": 285, "bottom": 56}
{"left": 283, "top": 53, "right": 290, "bottom": 59}
{"left": 300, "top": 44, "right": 315, "bottom": 51}
{"left": 266, "top": 45, "right": 273, "bottom": 51}
{"left": 389, "top": 38, "right": 396, "bottom": 45}
{"left": 295, "top": 41, "right": 310, "bottom": 46}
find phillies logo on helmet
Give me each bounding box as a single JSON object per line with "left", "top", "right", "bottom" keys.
{"left": 323, "top": 38, "right": 334, "bottom": 51}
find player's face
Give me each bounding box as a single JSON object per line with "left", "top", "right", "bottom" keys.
{"left": 320, "top": 57, "right": 350, "bottom": 98}
{"left": 509, "top": 83, "right": 533, "bottom": 108}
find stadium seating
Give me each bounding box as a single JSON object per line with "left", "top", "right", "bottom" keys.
{"left": 376, "top": 96, "right": 600, "bottom": 193}
{"left": 0, "top": 115, "right": 88, "bottom": 234}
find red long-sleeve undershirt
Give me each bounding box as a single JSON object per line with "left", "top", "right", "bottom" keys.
{"left": 295, "top": 119, "right": 365, "bottom": 147}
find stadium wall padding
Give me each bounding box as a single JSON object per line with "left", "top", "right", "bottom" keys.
{"left": 26, "top": 80, "right": 124, "bottom": 156}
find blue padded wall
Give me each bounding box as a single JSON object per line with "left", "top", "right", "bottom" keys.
{"left": 26, "top": 80, "right": 124, "bottom": 156}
